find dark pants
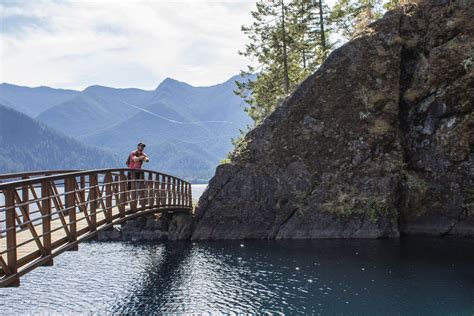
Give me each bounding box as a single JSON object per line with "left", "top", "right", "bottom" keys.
{"left": 127, "top": 170, "right": 144, "bottom": 190}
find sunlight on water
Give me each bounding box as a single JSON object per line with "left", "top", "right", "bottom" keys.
{"left": 1, "top": 239, "right": 473, "bottom": 314}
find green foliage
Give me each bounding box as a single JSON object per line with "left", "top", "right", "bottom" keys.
{"left": 322, "top": 188, "right": 394, "bottom": 222}
{"left": 220, "top": 158, "right": 231, "bottom": 165}
{"left": 383, "top": 0, "right": 400, "bottom": 10}
{"left": 236, "top": 0, "right": 401, "bottom": 127}
{"left": 224, "top": 127, "right": 251, "bottom": 161}
{"left": 330, "top": 0, "right": 408, "bottom": 39}
{"left": 330, "top": 0, "right": 386, "bottom": 38}
{"left": 236, "top": 0, "right": 333, "bottom": 125}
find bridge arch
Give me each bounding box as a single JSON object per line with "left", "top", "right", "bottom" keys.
{"left": 0, "top": 168, "right": 193, "bottom": 287}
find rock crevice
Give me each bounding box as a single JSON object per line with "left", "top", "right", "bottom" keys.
{"left": 189, "top": 2, "right": 473, "bottom": 240}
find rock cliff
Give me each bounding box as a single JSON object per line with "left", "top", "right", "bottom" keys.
{"left": 191, "top": 1, "right": 474, "bottom": 239}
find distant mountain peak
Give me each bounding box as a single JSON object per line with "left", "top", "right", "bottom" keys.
{"left": 155, "top": 77, "right": 192, "bottom": 91}
{"left": 83, "top": 85, "right": 113, "bottom": 93}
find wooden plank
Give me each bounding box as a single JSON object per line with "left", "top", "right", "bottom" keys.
{"left": 165, "top": 176, "right": 171, "bottom": 206}
{"left": 160, "top": 175, "right": 166, "bottom": 206}
{"left": 0, "top": 256, "right": 11, "bottom": 275}
{"left": 119, "top": 172, "right": 126, "bottom": 217}
{"left": 49, "top": 183, "right": 71, "bottom": 238}
{"left": 28, "top": 184, "right": 44, "bottom": 215}
{"left": 65, "top": 178, "right": 77, "bottom": 246}
{"left": 188, "top": 183, "right": 192, "bottom": 207}
{"left": 179, "top": 180, "right": 184, "bottom": 206}
{"left": 1, "top": 168, "right": 193, "bottom": 287}
{"left": 105, "top": 173, "right": 112, "bottom": 224}
{"left": 139, "top": 172, "right": 146, "bottom": 209}
{"left": 148, "top": 173, "right": 154, "bottom": 207}
{"left": 111, "top": 175, "right": 124, "bottom": 218}
{"left": 130, "top": 172, "right": 137, "bottom": 212}
{"left": 89, "top": 174, "right": 97, "bottom": 232}
{"left": 5, "top": 189, "right": 19, "bottom": 286}
{"left": 13, "top": 191, "right": 46, "bottom": 256}
{"left": 73, "top": 179, "right": 93, "bottom": 228}
{"left": 172, "top": 178, "right": 177, "bottom": 206}
{"left": 41, "top": 181, "right": 53, "bottom": 266}
{"left": 21, "top": 176, "right": 29, "bottom": 229}
{"left": 80, "top": 176, "right": 86, "bottom": 208}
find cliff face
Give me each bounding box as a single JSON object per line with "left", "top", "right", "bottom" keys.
{"left": 191, "top": 1, "right": 474, "bottom": 240}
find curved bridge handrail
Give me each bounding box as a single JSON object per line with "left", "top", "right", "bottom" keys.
{"left": 0, "top": 170, "right": 81, "bottom": 182}
{"left": 0, "top": 168, "right": 193, "bottom": 287}
{"left": 0, "top": 168, "right": 186, "bottom": 190}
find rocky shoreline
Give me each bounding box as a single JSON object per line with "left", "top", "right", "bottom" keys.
{"left": 190, "top": 1, "right": 473, "bottom": 240}
{"left": 99, "top": 1, "right": 473, "bottom": 242}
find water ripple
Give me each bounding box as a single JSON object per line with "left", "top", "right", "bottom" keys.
{"left": 1, "top": 239, "right": 473, "bottom": 314}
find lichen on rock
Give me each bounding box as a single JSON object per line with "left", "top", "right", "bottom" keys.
{"left": 190, "top": 1, "right": 473, "bottom": 239}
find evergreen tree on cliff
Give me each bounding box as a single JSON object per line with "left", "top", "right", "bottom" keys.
{"left": 330, "top": 0, "right": 407, "bottom": 38}
{"left": 236, "top": 0, "right": 332, "bottom": 125}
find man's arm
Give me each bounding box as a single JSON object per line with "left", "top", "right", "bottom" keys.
{"left": 131, "top": 151, "right": 142, "bottom": 162}
{"left": 132, "top": 152, "right": 149, "bottom": 162}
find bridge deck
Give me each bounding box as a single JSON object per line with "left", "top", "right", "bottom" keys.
{"left": 0, "top": 168, "right": 193, "bottom": 287}
{"left": 0, "top": 206, "right": 118, "bottom": 263}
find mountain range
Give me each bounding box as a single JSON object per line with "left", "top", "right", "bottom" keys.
{"left": 0, "top": 104, "right": 119, "bottom": 173}
{"left": 0, "top": 76, "right": 252, "bottom": 182}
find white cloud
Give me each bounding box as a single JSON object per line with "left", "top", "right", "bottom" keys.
{"left": 0, "top": 0, "right": 257, "bottom": 90}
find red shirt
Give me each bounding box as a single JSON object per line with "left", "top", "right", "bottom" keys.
{"left": 128, "top": 150, "right": 147, "bottom": 169}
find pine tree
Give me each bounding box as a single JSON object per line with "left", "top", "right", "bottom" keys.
{"left": 330, "top": 0, "right": 386, "bottom": 39}
{"left": 236, "top": 0, "right": 332, "bottom": 126}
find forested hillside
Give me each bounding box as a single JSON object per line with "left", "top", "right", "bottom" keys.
{"left": 1, "top": 75, "right": 251, "bottom": 182}
{"left": 0, "top": 83, "right": 79, "bottom": 117}
{"left": 0, "top": 104, "right": 119, "bottom": 173}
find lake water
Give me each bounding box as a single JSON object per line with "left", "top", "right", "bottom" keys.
{"left": 1, "top": 238, "right": 473, "bottom": 314}
{"left": 0, "top": 184, "right": 208, "bottom": 206}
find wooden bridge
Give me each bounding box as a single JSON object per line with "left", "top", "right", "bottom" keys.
{"left": 0, "top": 168, "right": 193, "bottom": 287}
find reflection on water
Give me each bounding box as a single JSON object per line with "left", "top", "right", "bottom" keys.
{"left": 1, "top": 239, "right": 474, "bottom": 314}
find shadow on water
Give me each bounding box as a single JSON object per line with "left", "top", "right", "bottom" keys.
{"left": 111, "top": 241, "right": 194, "bottom": 313}
{"left": 1, "top": 237, "right": 472, "bottom": 314}
{"left": 110, "top": 238, "right": 474, "bottom": 315}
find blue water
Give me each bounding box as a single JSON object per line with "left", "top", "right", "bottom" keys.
{"left": 1, "top": 238, "right": 473, "bottom": 314}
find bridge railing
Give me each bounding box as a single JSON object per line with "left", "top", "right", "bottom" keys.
{"left": 0, "top": 169, "right": 80, "bottom": 183}
{"left": 0, "top": 168, "right": 192, "bottom": 287}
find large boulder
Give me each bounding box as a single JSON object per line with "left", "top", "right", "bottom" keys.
{"left": 192, "top": 1, "right": 473, "bottom": 239}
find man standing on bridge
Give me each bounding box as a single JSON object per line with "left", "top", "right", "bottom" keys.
{"left": 127, "top": 142, "right": 149, "bottom": 191}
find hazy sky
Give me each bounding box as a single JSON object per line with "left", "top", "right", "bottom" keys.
{"left": 1, "top": 0, "right": 336, "bottom": 90}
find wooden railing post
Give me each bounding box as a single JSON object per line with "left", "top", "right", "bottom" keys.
{"left": 65, "top": 177, "right": 78, "bottom": 250}
{"left": 178, "top": 180, "right": 183, "bottom": 206}
{"left": 119, "top": 171, "right": 126, "bottom": 217}
{"left": 183, "top": 182, "right": 187, "bottom": 207}
{"left": 130, "top": 171, "right": 137, "bottom": 212}
{"left": 41, "top": 181, "right": 53, "bottom": 266}
{"left": 172, "top": 178, "right": 177, "bottom": 206}
{"left": 80, "top": 176, "right": 86, "bottom": 207}
{"left": 20, "top": 176, "right": 29, "bottom": 229}
{"left": 105, "top": 173, "right": 112, "bottom": 223}
{"left": 181, "top": 181, "right": 185, "bottom": 206}
{"left": 155, "top": 174, "right": 161, "bottom": 207}
{"left": 164, "top": 176, "right": 170, "bottom": 206}
{"left": 148, "top": 173, "right": 154, "bottom": 207}
{"left": 160, "top": 175, "right": 166, "bottom": 206}
{"left": 138, "top": 172, "right": 145, "bottom": 209}
{"left": 0, "top": 169, "right": 193, "bottom": 287}
{"left": 188, "top": 183, "right": 193, "bottom": 207}
{"left": 5, "top": 189, "right": 19, "bottom": 286}
{"left": 176, "top": 180, "right": 180, "bottom": 206}
{"left": 89, "top": 174, "right": 97, "bottom": 231}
